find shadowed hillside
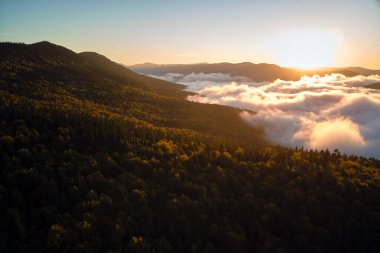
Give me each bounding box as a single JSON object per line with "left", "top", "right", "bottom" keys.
{"left": 0, "top": 41, "right": 264, "bottom": 144}
{"left": 366, "top": 82, "right": 380, "bottom": 89}
{"left": 1, "top": 42, "right": 379, "bottom": 253}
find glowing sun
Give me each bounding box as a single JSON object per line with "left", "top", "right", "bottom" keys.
{"left": 273, "top": 29, "right": 342, "bottom": 69}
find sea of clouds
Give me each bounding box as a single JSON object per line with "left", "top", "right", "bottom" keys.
{"left": 148, "top": 72, "right": 380, "bottom": 158}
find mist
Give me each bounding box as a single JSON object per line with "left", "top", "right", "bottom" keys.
{"left": 147, "top": 72, "right": 253, "bottom": 92}
{"left": 151, "top": 72, "right": 380, "bottom": 158}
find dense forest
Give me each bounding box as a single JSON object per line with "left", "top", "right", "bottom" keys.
{"left": 0, "top": 42, "right": 379, "bottom": 253}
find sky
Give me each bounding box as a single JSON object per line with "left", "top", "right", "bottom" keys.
{"left": 1, "top": 0, "right": 380, "bottom": 69}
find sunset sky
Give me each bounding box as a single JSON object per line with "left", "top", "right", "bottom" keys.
{"left": 1, "top": 0, "right": 380, "bottom": 69}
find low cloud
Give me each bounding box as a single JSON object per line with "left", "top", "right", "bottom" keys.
{"left": 148, "top": 72, "right": 380, "bottom": 157}
{"left": 147, "top": 73, "right": 184, "bottom": 83}
{"left": 182, "top": 73, "right": 380, "bottom": 158}
{"left": 148, "top": 72, "right": 253, "bottom": 92}
{"left": 308, "top": 118, "right": 366, "bottom": 152}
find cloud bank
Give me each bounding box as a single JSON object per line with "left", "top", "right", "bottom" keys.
{"left": 150, "top": 72, "right": 380, "bottom": 158}
{"left": 147, "top": 72, "right": 253, "bottom": 92}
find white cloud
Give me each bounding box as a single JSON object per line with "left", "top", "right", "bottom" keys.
{"left": 308, "top": 118, "right": 366, "bottom": 152}
{"left": 147, "top": 73, "right": 184, "bottom": 83}
{"left": 148, "top": 72, "right": 253, "bottom": 92}
{"left": 182, "top": 73, "right": 380, "bottom": 158}
{"left": 147, "top": 71, "right": 380, "bottom": 157}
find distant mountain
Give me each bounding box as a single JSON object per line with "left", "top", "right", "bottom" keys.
{"left": 131, "top": 62, "right": 299, "bottom": 82}
{"left": 130, "top": 62, "right": 379, "bottom": 82}
{"left": 344, "top": 67, "right": 380, "bottom": 76}
{"left": 1, "top": 41, "right": 379, "bottom": 253}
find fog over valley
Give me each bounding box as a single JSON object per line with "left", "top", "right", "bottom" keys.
{"left": 148, "top": 72, "right": 380, "bottom": 158}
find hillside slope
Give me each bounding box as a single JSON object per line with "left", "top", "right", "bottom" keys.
{"left": 0, "top": 42, "right": 379, "bottom": 253}
{"left": 0, "top": 41, "right": 264, "bottom": 144}
{"left": 366, "top": 82, "right": 380, "bottom": 89}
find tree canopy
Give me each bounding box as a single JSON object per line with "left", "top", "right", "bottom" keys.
{"left": 0, "top": 42, "right": 379, "bottom": 253}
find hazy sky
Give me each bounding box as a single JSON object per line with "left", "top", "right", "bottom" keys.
{"left": 1, "top": 0, "right": 380, "bottom": 68}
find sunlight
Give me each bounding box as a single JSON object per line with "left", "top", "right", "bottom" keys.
{"left": 273, "top": 29, "right": 343, "bottom": 69}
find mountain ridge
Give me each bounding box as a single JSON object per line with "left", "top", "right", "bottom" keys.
{"left": 130, "top": 62, "right": 380, "bottom": 82}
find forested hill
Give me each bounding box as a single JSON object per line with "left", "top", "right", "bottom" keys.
{"left": 0, "top": 41, "right": 264, "bottom": 143}
{"left": 1, "top": 41, "right": 379, "bottom": 253}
